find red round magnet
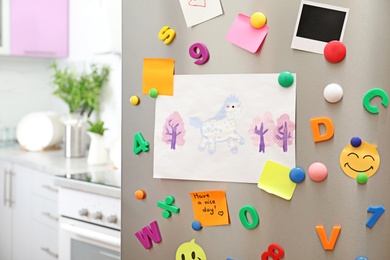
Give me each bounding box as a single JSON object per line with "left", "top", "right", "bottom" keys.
{"left": 324, "top": 41, "right": 346, "bottom": 63}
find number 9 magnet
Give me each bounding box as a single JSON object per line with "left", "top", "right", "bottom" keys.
{"left": 189, "top": 42, "right": 209, "bottom": 65}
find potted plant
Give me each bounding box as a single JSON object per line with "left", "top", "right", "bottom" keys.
{"left": 87, "top": 120, "right": 109, "bottom": 165}
{"left": 50, "top": 62, "right": 110, "bottom": 158}
{"left": 50, "top": 62, "right": 110, "bottom": 115}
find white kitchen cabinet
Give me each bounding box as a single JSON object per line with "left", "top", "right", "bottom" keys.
{"left": 0, "top": 161, "right": 59, "bottom": 260}
{"left": 31, "top": 170, "right": 59, "bottom": 259}
{"left": 0, "top": 161, "right": 33, "bottom": 260}
{"left": 0, "top": 160, "right": 12, "bottom": 260}
{"left": 32, "top": 220, "right": 59, "bottom": 260}
{"left": 10, "top": 164, "right": 33, "bottom": 260}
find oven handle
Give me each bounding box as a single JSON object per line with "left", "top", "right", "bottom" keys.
{"left": 60, "top": 223, "right": 120, "bottom": 248}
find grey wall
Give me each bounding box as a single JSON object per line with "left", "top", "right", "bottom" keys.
{"left": 122, "top": 0, "right": 390, "bottom": 259}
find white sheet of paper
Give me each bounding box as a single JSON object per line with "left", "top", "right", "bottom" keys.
{"left": 154, "top": 74, "right": 296, "bottom": 183}
{"left": 179, "top": 0, "right": 223, "bottom": 27}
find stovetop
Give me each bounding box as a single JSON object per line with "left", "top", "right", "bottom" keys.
{"left": 54, "top": 169, "right": 121, "bottom": 199}
{"left": 63, "top": 170, "right": 121, "bottom": 188}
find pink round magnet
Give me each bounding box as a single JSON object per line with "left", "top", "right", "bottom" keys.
{"left": 308, "top": 162, "right": 328, "bottom": 182}
{"left": 324, "top": 41, "right": 346, "bottom": 63}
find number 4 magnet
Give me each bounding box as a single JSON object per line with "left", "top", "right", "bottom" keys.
{"left": 133, "top": 132, "right": 149, "bottom": 154}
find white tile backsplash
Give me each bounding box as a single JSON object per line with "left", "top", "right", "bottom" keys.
{"left": 0, "top": 57, "right": 68, "bottom": 128}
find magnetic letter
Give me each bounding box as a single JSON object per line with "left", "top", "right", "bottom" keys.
{"left": 363, "top": 88, "right": 389, "bottom": 114}
{"left": 310, "top": 117, "right": 334, "bottom": 142}
{"left": 316, "top": 225, "right": 341, "bottom": 250}
{"left": 134, "top": 221, "right": 162, "bottom": 249}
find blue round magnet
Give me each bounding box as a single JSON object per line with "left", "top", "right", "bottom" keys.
{"left": 289, "top": 167, "right": 306, "bottom": 183}
{"left": 350, "top": 137, "right": 362, "bottom": 147}
{"left": 192, "top": 220, "right": 202, "bottom": 231}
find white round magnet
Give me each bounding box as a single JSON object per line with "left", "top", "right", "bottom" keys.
{"left": 324, "top": 83, "right": 343, "bottom": 103}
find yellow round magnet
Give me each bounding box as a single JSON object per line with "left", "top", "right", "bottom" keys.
{"left": 130, "top": 95, "right": 140, "bottom": 106}
{"left": 250, "top": 12, "right": 267, "bottom": 29}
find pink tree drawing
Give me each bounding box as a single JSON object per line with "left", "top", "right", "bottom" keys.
{"left": 248, "top": 112, "right": 275, "bottom": 153}
{"left": 273, "top": 114, "right": 295, "bottom": 152}
{"left": 162, "top": 111, "right": 186, "bottom": 150}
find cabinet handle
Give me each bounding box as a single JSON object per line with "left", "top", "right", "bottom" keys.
{"left": 3, "top": 170, "right": 7, "bottom": 206}
{"left": 8, "top": 170, "right": 13, "bottom": 208}
{"left": 40, "top": 247, "right": 58, "bottom": 258}
{"left": 41, "top": 184, "right": 58, "bottom": 193}
{"left": 3, "top": 170, "right": 13, "bottom": 208}
{"left": 42, "top": 211, "right": 59, "bottom": 222}
{"left": 24, "top": 50, "right": 57, "bottom": 56}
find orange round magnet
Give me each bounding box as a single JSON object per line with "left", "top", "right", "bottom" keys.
{"left": 135, "top": 190, "right": 146, "bottom": 200}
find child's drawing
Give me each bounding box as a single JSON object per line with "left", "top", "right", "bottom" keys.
{"left": 189, "top": 95, "right": 245, "bottom": 155}
{"left": 162, "top": 111, "right": 186, "bottom": 150}
{"left": 188, "top": 0, "right": 206, "bottom": 8}
{"left": 154, "top": 74, "right": 296, "bottom": 183}
{"left": 248, "top": 112, "right": 295, "bottom": 153}
{"left": 248, "top": 112, "right": 275, "bottom": 153}
{"left": 274, "top": 114, "right": 295, "bottom": 152}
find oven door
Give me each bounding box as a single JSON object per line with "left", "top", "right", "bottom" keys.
{"left": 59, "top": 217, "right": 120, "bottom": 260}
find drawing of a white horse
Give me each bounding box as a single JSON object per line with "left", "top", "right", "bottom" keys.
{"left": 189, "top": 95, "right": 245, "bottom": 154}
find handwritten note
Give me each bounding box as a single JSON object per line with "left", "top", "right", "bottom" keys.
{"left": 189, "top": 191, "right": 230, "bottom": 227}
{"left": 142, "top": 58, "right": 175, "bottom": 96}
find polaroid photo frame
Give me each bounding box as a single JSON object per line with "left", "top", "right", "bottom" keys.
{"left": 291, "top": 1, "right": 349, "bottom": 54}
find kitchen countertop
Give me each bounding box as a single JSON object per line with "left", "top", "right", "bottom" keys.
{"left": 0, "top": 144, "right": 121, "bottom": 198}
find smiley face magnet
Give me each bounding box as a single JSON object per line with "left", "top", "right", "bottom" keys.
{"left": 340, "top": 137, "right": 380, "bottom": 179}
{"left": 175, "top": 239, "right": 207, "bottom": 260}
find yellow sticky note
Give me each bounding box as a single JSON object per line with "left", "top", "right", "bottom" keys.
{"left": 142, "top": 58, "right": 175, "bottom": 96}
{"left": 189, "top": 191, "right": 230, "bottom": 227}
{"left": 258, "top": 160, "right": 296, "bottom": 200}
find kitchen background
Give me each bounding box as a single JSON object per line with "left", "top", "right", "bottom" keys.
{"left": 0, "top": 0, "right": 121, "bottom": 156}
{"left": 0, "top": 1, "right": 122, "bottom": 259}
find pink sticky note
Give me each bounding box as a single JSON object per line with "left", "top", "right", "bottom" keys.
{"left": 226, "top": 13, "right": 269, "bottom": 53}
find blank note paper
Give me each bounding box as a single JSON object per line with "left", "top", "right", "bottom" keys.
{"left": 142, "top": 58, "right": 175, "bottom": 96}
{"left": 258, "top": 160, "right": 297, "bottom": 200}
{"left": 226, "top": 13, "right": 269, "bottom": 53}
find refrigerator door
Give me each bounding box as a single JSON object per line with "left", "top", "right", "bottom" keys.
{"left": 122, "top": 0, "right": 390, "bottom": 259}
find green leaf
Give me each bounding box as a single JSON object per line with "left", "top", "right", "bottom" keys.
{"left": 50, "top": 62, "right": 111, "bottom": 113}
{"left": 87, "top": 120, "right": 108, "bottom": 135}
